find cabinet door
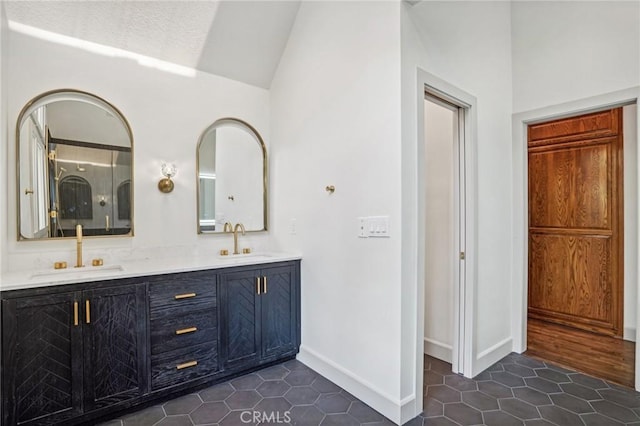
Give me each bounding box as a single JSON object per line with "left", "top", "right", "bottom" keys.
{"left": 82, "top": 283, "right": 148, "bottom": 411}
{"left": 1, "top": 292, "right": 83, "bottom": 426}
{"left": 261, "top": 264, "right": 299, "bottom": 359}
{"left": 219, "top": 268, "right": 261, "bottom": 370}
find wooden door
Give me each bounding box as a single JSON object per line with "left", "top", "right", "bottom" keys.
{"left": 528, "top": 108, "right": 623, "bottom": 336}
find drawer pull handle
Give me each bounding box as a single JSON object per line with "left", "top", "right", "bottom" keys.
{"left": 175, "top": 293, "right": 196, "bottom": 300}
{"left": 176, "top": 327, "right": 198, "bottom": 335}
{"left": 263, "top": 276, "right": 267, "bottom": 293}
{"left": 256, "top": 277, "right": 261, "bottom": 295}
{"left": 85, "top": 300, "right": 91, "bottom": 324}
{"left": 176, "top": 360, "right": 198, "bottom": 370}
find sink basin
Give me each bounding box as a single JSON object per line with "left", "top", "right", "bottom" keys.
{"left": 30, "top": 264, "right": 125, "bottom": 280}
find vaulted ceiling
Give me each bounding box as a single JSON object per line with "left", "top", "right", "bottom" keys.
{"left": 4, "top": 1, "right": 301, "bottom": 89}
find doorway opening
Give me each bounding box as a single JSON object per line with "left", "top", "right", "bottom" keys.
{"left": 423, "top": 94, "right": 466, "bottom": 372}
{"left": 525, "top": 103, "right": 637, "bottom": 387}
{"left": 414, "top": 70, "right": 477, "bottom": 420}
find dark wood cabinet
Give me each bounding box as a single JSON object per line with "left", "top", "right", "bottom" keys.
{"left": 261, "top": 264, "right": 299, "bottom": 360}
{"left": 219, "top": 268, "right": 262, "bottom": 369}
{"left": 1, "top": 283, "right": 147, "bottom": 426}
{"left": 219, "top": 263, "right": 300, "bottom": 371}
{"left": 1, "top": 260, "right": 301, "bottom": 426}
{"left": 148, "top": 271, "right": 219, "bottom": 390}
{"left": 82, "top": 284, "right": 148, "bottom": 411}
{"left": 1, "top": 292, "right": 83, "bottom": 426}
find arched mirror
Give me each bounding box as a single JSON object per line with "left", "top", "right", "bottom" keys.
{"left": 197, "top": 118, "right": 267, "bottom": 233}
{"left": 17, "top": 89, "right": 133, "bottom": 240}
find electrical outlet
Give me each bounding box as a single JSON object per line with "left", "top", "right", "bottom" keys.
{"left": 289, "top": 218, "right": 297, "bottom": 235}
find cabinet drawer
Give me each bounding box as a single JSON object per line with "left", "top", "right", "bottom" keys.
{"left": 150, "top": 309, "right": 217, "bottom": 355}
{"left": 149, "top": 275, "right": 216, "bottom": 319}
{"left": 151, "top": 343, "right": 218, "bottom": 390}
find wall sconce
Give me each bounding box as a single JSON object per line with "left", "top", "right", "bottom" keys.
{"left": 158, "top": 163, "right": 177, "bottom": 193}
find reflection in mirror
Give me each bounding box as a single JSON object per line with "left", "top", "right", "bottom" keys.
{"left": 197, "top": 118, "right": 267, "bottom": 234}
{"left": 17, "top": 89, "right": 133, "bottom": 240}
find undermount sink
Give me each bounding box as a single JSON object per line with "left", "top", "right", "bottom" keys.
{"left": 218, "top": 252, "right": 274, "bottom": 261}
{"left": 30, "top": 264, "right": 125, "bottom": 280}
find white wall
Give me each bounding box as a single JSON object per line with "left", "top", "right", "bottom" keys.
{"left": 404, "top": 0, "right": 514, "bottom": 375}
{"left": 2, "top": 29, "right": 272, "bottom": 273}
{"left": 510, "top": 1, "right": 640, "bottom": 355}
{"left": 512, "top": 1, "right": 640, "bottom": 113}
{"left": 0, "top": 3, "right": 6, "bottom": 275}
{"left": 270, "top": 1, "right": 404, "bottom": 422}
{"left": 624, "top": 104, "right": 638, "bottom": 341}
{"left": 423, "top": 99, "right": 454, "bottom": 362}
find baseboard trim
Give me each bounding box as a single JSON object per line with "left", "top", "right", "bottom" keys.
{"left": 297, "top": 345, "right": 414, "bottom": 425}
{"left": 423, "top": 338, "right": 452, "bottom": 363}
{"left": 625, "top": 327, "right": 636, "bottom": 342}
{"left": 473, "top": 337, "right": 513, "bottom": 377}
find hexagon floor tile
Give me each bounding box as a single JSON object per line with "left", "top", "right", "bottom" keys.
{"left": 97, "top": 360, "right": 392, "bottom": 426}
{"left": 98, "top": 353, "right": 640, "bottom": 425}
{"left": 417, "top": 353, "right": 640, "bottom": 426}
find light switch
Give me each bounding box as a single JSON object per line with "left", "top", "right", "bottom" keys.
{"left": 368, "top": 216, "right": 390, "bottom": 237}
{"left": 358, "top": 216, "right": 390, "bottom": 238}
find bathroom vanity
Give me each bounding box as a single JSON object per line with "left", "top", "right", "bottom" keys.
{"left": 0, "top": 256, "right": 301, "bottom": 426}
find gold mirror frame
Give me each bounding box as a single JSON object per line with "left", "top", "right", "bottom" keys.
{"left": 196, "top": 117, "right": 267, "bottom": 234}
{"left": 16, "top": 88, "right": 134, "bottom": 240}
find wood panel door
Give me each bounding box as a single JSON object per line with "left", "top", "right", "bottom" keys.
{"left": 1, "top": 292, "right": 83, "bottom": 426}
{"left": 528, "top": 108, "right": 623, "bottom": 337}
{"left": 219, "top": 268, "right": 262, "bottom": 370}
{"left": 83, "top": 283, "right": 148, "bottom": 411}
{"left": 261, "top": 264, "right": 299, "bottom": 360}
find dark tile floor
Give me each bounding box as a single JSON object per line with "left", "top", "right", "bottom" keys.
{"left": 97, "top": 359, "right": 394, "bottom": 426}
{"left": 412, "top": 353, "right": 640, "bottom": 426}
{"left": 98, "top": 353, "right": 640, "bottom": 425}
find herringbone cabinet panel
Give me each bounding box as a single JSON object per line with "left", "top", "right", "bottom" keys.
{"left": 219, "top": 263, "right": 300, "bottom": 372}
{"left": 83, "top": 283, "right": 148, "bottom": 410}
{"left": 262, "top": 268, "right": 296, "bottom": 358}
{"left": 3, "top": 292, "right": 83, "bottom": 425}
{"left": 220, "top": 270, "right": 260, "bottom": 369}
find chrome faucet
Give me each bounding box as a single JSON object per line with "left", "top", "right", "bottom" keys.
{"left": 232, "top": 223, "right": 245, "bottom": 255}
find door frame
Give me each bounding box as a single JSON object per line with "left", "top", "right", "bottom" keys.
{"left": 415, "top": 69, "right": 478, "bottom": 410}
{"left": 511, "top": 87, "right": 640, "bottom": 390}
{"left": 422, "top": 93, "right": 466, "bottom": 370}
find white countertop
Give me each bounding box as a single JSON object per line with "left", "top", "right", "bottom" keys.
{"left": 0, "top": 251, "right": 302, "bottom": 292}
